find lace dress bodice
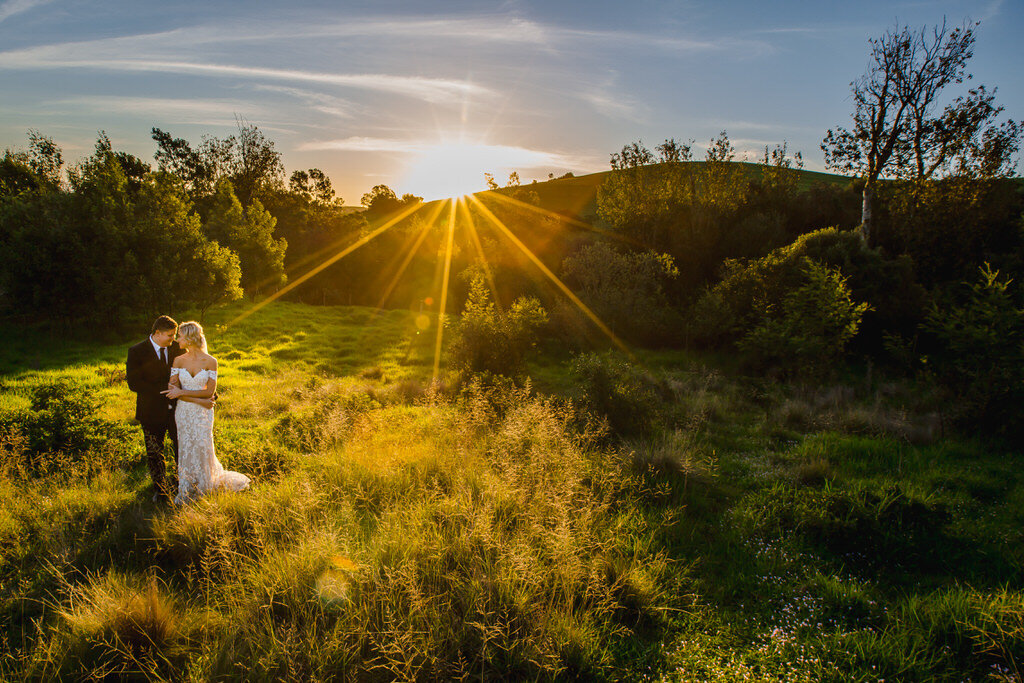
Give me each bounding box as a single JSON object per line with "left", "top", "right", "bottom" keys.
{"left": 171, "top": 367, "right": 249, "bottom": 503}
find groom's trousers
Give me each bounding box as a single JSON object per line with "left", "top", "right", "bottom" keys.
{"left": 141, "top": 418, "right": 178, "bottom": 498}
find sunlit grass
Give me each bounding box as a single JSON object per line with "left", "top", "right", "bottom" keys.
{"left": 2, "top": 301, "right": 1023, "bottom": 680}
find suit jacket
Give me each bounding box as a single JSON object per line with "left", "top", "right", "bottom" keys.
{"left": 126, "top": 339, "right": 184, "bottom": 426}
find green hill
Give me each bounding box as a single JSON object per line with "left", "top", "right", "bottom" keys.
{"left": 476, "top": 162, "right": 853, "bottom": 221}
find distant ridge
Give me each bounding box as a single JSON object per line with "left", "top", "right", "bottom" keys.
{"left": 471, "top": 162, "right": 854, "bottom": 221}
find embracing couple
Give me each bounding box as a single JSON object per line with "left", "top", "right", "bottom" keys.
{"left": 126, "top": 315, "right": 250, "bottom": 505}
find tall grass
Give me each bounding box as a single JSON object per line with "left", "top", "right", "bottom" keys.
{"left": 1, "top": 302, "right": 1022, "bottom": 680}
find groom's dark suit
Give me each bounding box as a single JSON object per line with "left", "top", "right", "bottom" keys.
{"left": 126, "top": 338, "right": 184, "bottom": 498}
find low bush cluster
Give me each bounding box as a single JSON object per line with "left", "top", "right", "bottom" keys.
{"left": 448, "top": 274, "right": 548, "bottom": 378}
{"left": 569, "top": 352, "right": 668, "bottom": 435}
{"left": 0, "top": 379, "right": 134, "bottom": 478}
{"left": 557, "top": 242, "right": 683, "bottom": 346}
{"left": 922, "top": 263, "right": 1024, "bottom": 439}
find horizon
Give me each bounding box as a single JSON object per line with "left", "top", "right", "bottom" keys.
{"left": 1, "top": 0, "right": 1021, "bottom": 203}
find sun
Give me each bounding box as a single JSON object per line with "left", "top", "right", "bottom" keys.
{"left": 400, "top": 143, "right": 498, "bottom": 201}
{"left": 400, "top": 141, "right": 566, "bottom": 201}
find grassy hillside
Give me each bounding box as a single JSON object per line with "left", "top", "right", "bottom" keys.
{"left": 1, "top": 302, "right": 1022, "bottom": 680}
{"left": 478, "top": 163, "right": 854, "bottom": 222}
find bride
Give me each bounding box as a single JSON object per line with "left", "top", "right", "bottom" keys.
{"left": 162, "top": 321, "right": 250, "bottom": 504}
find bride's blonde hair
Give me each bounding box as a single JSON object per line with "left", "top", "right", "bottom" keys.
{"left": 177, "top": 321, "right": 208, "bottom": 352}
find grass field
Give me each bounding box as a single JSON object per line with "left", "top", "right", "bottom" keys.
{"left": 1, "top": 301, "right": 1022, "bottom": 680}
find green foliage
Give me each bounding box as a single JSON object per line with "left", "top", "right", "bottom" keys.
{"left": 923, "top": 263, "right": 1024, "bottom": 437}
{"left": 0, "top": 379, "right": 133, "bottom": 478}
{"left": 596, "top": 135, "right": 856, "bottom": 299}
{"left": 738, "top": 259, "right": 870, "bottom": 372}
{"left": 1, "top": 135, "right": 242, "bottom": 324}
{"left": 875, "top": 177, "right": 1024, "bottom": 287}
{"left": 569, "top": 352, "right": 665, "bottom": 435}
{"left": 559, "top": 242, "right": 683, "bottom": 346}
{"left": 206, "top": 179, "right": 287, "bottom": 297}
{"left": 360, "top": 184, "right": 420, "bottom": 217}
{"left": 449, "top": 274, "right": 548, "bottom": 377}
{"left": 691, "top": 227, "right": 917, "bottom": 358}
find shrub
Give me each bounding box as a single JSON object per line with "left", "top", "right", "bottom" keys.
{"left": 922, "top": 263, "right": 1024, "bottom": 437}
{"left": 569, "top": 352, "right": 666, "bottom": 435}
{"left": 448, "top": 274, "right": 547, "bottom": 377}
{"left": 690, "top": 227, "right": 908, "bottom": 362}
{"left": 0, "top": 379, "right": 133, "bottom": 477}
{"left": 737, "top": 258, "right": 870, "bottom": 373}
{"left": 558, "top": 241, "right": 683, "bottom": 346}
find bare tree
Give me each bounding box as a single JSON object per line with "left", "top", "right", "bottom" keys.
{"left": 822, "top": 19, "right": 1020, "bottom": 245}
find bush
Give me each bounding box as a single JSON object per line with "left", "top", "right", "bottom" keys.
{"left": 922, "top": 263, "right": 1024, "bottom": 437}
{"left": 569, "top": 352, "right": 666, "bottom": 435}
{"left": 690, "top": 227, "right": 912, "bottom": 357}
{"left": 558, "top": 242, "right": 683, "bottom": 346}
{"left": 737, "top": 259, "right": 870, "bottom": 373}
{"left": 0, "top": 379, "right": 133, "bottom": 477}
{"left": 448, "top": 274, "right": 547, "bottom": 377}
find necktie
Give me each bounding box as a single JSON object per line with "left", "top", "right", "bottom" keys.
{"left": 160, "top": 347, "right": 167, "bottom": 366}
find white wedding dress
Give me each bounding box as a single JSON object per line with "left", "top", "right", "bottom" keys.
{"left": 171, "top": 368, "right": 250, "bottom": 504}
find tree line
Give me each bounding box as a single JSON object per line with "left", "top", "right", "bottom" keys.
{"left": 0, "top": 123, "right": 432, "bottom": 326}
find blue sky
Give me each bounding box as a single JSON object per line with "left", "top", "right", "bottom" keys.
{"left": 0, "top": 0, "right": 1020, "bottom": 202}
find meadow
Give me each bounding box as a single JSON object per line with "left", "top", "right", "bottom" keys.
{"left": 1, "top": 300, "right": 1021, "bottom": 681}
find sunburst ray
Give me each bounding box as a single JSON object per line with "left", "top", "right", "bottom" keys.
{"left": 225, "top": 201, "right": 424, "bottom": 328}
{"left": 432, "top": 199, "right": 459, "bottom": 380}
{"left": 458, "top": 196, "right": 503, "bottom": 312}
{"left": 479, "top": 190, "right": 641, "bottom": 247}
{"left": 466, "top": 194, "right": 632, "bottom": 357}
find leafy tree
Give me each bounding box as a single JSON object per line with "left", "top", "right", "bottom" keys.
{"left": 152, "top": 123, "right": 285, "bottom": 206}
{"left": 874, "top": 175, "right": 1023, "bottom": 287}
{"left": 737, "top": 259, "right": 870, "bottom": 372}
{"left": 206, "top": 179, "right": 286, "bottom": 297}
{"left": 360, "top": 185, "right": 419, "bottom": 217}
{"left": 822, "top": 19, "right": 1022, "bottom": 244}
{"left": 596, "top": 138, "right": 696, "bottom": 249}
{"left": 691, "top": 227, "right": 922, "bottom": 353}
{"left": 923, "top": 263, "right": 1024, "bottom": 436}
{"left": 2, "top": 135, "right": 241, "bottom": 324}
{"left": 233, "top": 122, "right": 285, "bottom": 206}
{"left": 559, "top": 242, "right": 682, "bottom": 346}
{"left": 1, "top": 130, "right": 64, "bottom": 199}
{"left": 0, "top": 155, "right": 45, "bottom": 201}
{"left": 23, "top": 130, "right": 63, "bottom": 186}
{"left": 152, "top": 127, "right": 210, "bottom": 197}
{"left": 449, "top": 273, "right": 548, "bottom": 377}
{"left": 361, "top": 184, "right": 399, "bottom": 213}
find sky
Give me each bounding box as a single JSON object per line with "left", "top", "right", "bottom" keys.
{"left": 0, "top": 0, "right": 1020, "bottom": 202}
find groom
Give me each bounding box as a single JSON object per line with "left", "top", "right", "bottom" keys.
{"left": 126, "top": 316, "right": 184, "bottom": 502}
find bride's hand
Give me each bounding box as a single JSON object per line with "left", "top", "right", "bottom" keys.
{"left": 196, "top": 398, "right": 215, "bottom": 409}
{"left": 161, "top": 386, "right": 184, "bottom": 399}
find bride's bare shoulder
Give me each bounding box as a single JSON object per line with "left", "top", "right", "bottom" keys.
{"left": 201, "top": 352, "right": 218, "bottom": 370}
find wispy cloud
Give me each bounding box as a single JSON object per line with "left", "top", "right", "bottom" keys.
{"left": 0, "top": 0, "right": 53, "bottom": 25}
{"left": 0, "top": 42, "right": 493, "bottom": 103}
{"left": 298, "top": 136, "right": 593, "bottom": 169}
{"left": 980, "top": 0, "right": 1004, "bottom": 22}
{"left": 250, "top": 85, "right": 356, "bottom": 119}
{"left": 298, "top": 136, "right": 429, "bottom": 153}
{"left": 54, "top": 95, "right": 263, "bottom": 118}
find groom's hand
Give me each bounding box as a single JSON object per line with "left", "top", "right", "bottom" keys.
{"left": 161, "top": 387, "right": 184, "bottom": 399}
